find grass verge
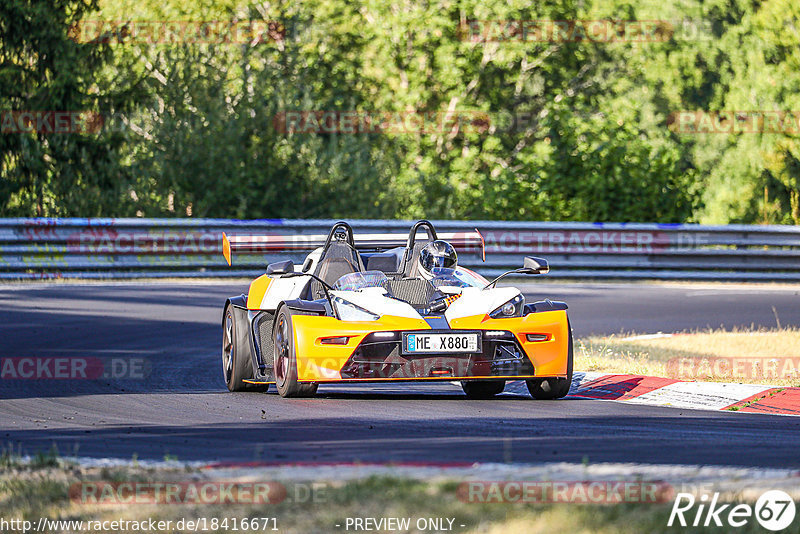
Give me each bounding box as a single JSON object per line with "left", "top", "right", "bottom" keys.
{"left": 576, "top": 327, "right": 800, "bottom": 386}
{"left": 0, "top": 463, "right": 787, "bottom": 534}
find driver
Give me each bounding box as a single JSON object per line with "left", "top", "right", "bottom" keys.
{"left": 417, "top": 240, "right": 458, "bottom": 280}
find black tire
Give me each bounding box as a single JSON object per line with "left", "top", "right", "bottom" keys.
{"left": 526, "top": 321, "right": 574, "bottom": 400}
{"left": 222, "top": 303, "right": 258, "bottom": 392}
{"left": 273, "top": 305, "right": 318, "bottom": 398}
{"left": 461, "top": 380, "right": 505, "bottom": 399}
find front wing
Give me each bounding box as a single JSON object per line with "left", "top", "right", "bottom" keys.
{"left": 288, "top": 310, "right": 570, "bottom": 383}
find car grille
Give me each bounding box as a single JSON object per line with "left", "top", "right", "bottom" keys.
{"left": 340, "top": 331, "right": 534, "bottom": 379}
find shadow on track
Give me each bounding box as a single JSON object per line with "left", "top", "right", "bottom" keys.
{"left": 3, "top": 413, "right": 799, "bottom": 468}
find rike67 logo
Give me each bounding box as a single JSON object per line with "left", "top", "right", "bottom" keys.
{"left": 668, "top": 490, "right": 796, "bottom": 531}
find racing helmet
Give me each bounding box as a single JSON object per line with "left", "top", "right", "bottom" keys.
{"left": 417, "top": 240, "right": 458, "bottom": 279}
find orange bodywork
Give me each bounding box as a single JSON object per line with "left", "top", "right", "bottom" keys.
{"left": 450, "top": 311, "right": 570, "bottom": 378}
{"left": 291, "top": 314, "right": 428, "bottom": 381}
{"left": 290, "top": 310, "right": 570, "bottom": 382}
{"left": 247, "top": 275, "right": 272, "bottom": 310}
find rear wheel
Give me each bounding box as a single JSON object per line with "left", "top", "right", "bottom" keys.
{"left": 273, "top": 306, "right": 318, "bottom": 398}
{"left": 222, "top": 304, "right": 258, "bottom": 392}
{"left": 461, "top": 380, "right": 505, "bottom": 399}
{"left": 526, "top": 322, "right": 573, "bottom": 400}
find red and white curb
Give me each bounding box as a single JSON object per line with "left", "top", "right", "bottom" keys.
{"left": 556, "top": 372, "right": 800, "bottom": 415}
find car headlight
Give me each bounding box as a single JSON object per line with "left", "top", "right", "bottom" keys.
{"left": 489, "top": 294, "right": 525, "bottom": 318}
{"left": 333, "top": 297, "right": 380, "bottom": 321}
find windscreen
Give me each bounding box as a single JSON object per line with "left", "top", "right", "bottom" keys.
{"left": 428, "top": 267, "right": 485, "bottom": 288}
{"left": 333, "top": 270, "right": 389, "bottom": 291}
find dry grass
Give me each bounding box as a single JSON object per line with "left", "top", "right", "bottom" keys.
{"left": 0, "top": 465, "right": 780, "bottom": 534}
{"left": 575, "top": 327, "right": 800, "bottom": 386}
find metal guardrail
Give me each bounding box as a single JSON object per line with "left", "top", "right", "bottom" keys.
{"left": 1, "top": 218, "right": 800, "bottom": 281}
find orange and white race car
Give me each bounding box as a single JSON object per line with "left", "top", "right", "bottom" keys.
{"left": 221, "top": 220, "right": 572, "bottom": 399}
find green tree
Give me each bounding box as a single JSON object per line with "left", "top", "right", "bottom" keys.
{"left": 0, "top": 0, "right": 139, "bottom": 215}
{"left": 4, "top": 0, "right": 797, "bottom": 225}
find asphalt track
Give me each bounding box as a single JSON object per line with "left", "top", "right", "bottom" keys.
{"left": 1, "top": 281, "right": 799, "bottom": 467}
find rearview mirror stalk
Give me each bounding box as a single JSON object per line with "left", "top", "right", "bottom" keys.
{"left": 483, "top": 256, "right": 549, "bottom": 289}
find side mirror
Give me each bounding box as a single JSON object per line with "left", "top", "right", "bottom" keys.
{"left": 523, "top": 256, "right": 549, "bottom": 275}
{"left": 484, "top": 256, "right": 551, "bottom": 289}
{"left": 267, "top": 259, "right": 294, "bottom": 275}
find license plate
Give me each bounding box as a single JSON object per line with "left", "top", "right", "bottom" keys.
{"left": 403, "top": 332, "right": 480, "bottom": 354}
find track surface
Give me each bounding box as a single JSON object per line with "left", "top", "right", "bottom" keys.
{"left": 1, "top": 281, "right": 799, "bottom": 467}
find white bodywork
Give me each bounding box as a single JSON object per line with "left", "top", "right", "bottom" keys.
{"left": 260, "top": 277, "right": 311, "bottom": 310}
{"left": 330, "top": 287, "right": 421, "bottom": 319}
{"left": 444, "top": 286, "right": 520, "bottom": 321}
{"left": 330, "top": 284, "right": 521, "bottom": 321}
{"left": 257, "top": 248, "right": 322, "bottom": 309}
{"left": 257, "top": 250, "right": 522, "bottom": 321}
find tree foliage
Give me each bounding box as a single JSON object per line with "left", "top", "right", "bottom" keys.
{"left": 1, "top": 0, "right": 798, "bottom": 224}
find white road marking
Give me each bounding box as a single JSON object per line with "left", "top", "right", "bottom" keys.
{"left": 626, "top": 381, "right": 772, "bottom": 410}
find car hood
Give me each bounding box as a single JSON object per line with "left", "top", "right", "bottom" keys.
{"left": 329, "top": 286, "right": 522, "bottom": 322}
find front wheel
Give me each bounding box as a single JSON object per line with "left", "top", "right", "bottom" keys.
{"left": 526, "top": 321, "right": 573, "bottom": 400}
{"left": 222, "top": 304, "right": 257, "bottom": 392}
{"left": 273, "top": 306, "right": 318, "bottom": 398}
{"left": 461, "top": 380, "right": 505, "bottom": 399}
